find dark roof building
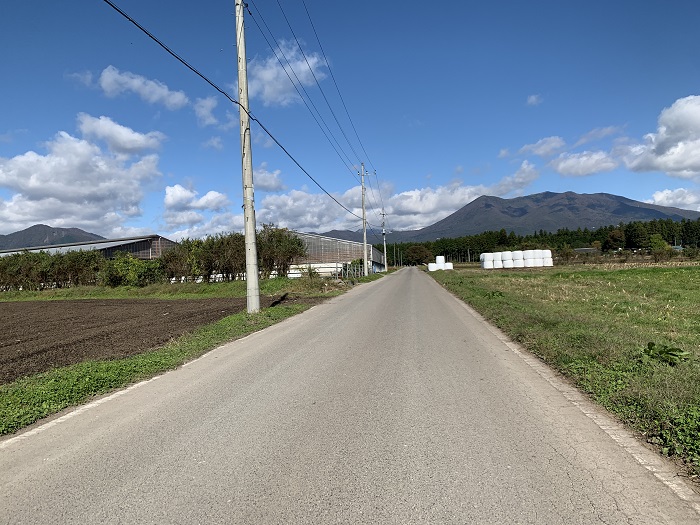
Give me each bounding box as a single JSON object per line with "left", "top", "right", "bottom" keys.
{"left": 0, "top": 235, "right": 177, "bottom": 260}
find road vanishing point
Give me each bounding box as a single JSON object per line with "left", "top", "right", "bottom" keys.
{"left": 2, "top": 267, "right": 700, "bottom": 524}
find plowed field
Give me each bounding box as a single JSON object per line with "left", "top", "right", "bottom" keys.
{"left": 0, "top": 296, "right": 317, "bottom": 385}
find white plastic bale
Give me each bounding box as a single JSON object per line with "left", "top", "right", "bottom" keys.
{"left": 493, "top": 252, "right": 503, "bottom": 261}
{"left": 480, "top": 253, "right": 485, "bottom": 262}
{"left": 524, "top": 258, "right": 534, "bottom": 267}
{"left": 534, "top": 249, "right": 544, "bottom": 259}
{"left": 437, "top": 263, "right": 446, "bottom": 270}
{"left": 534, "top": 258, "right": 544, "bottom": 267}
{"left": 501, "top": 251, "right": 513, "bottom": 261}
{"left": 445, "top": 262, "right": 454, "bottom": 270}
{"left": 493, "top": 259, "right": 504, "bottom": 269}
{"left": 543, "top": 249, "right": 552, "bottom": 258}
{"left": 544, "top": 257, "right": 554, "bottom": 267}
{"left": 512, "top": 250, "right": 524, "bottom": 260}
{"left": 428, "top": 263, "right": 438, "bottom": 272}
{"left": 436, "top": 256, "right": 446, "bottom": 265}
{"left": 482, "top": 260, "right": 494, "bottom": 269}
{"left": 484, "top": 252, "right": 494, "bottom": 262}
{"left": 524, "top": 250, "right": 535, "bottom": 259}
{"left": 503, "top": 259, "right": 514, "bottom": 269}
{"left": 513, "top": 259, "right": 525, "bottom": 268}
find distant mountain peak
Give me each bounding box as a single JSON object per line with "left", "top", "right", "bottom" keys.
{"left": 0, "top": 225, "right": 105, "bottom": 251}
{"left": 320, "top": 191, "right": 700, "bottom": 243}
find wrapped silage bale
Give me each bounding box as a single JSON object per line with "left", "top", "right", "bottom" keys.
{"left": 501, "top": 251, "right": 513, "bottom": 261}
{"left": 482, "top": 259, "right": 494, "bottom": 270}
{"left": 544, "top": 257, "right": 554, "bottom": 267}
{"left": 445, "top": 262, "right": 454, "bottom": 270}
{"left": 493, "top": 252, "right": 502, "bottom": 262}
{"left": 493, "top": 258, "right": 504, "bottom": 269}
{"left": 512, "top": 250, "right": 524, "bottom": 261}
{"left": 523, "top": 250, "right": 535, "bottom": 260}
{"left": 503, "top": 259, "right": 514, "bottom": 269}
{"left": 543, "top": 249, "right": 552, "bottom": 259}
{"left": 534, "top": 258, "right": 545, "bottom": 267}
{"left": 524, "top": 258, "right": 535, "bottom": 267}
{"left": 436, "top": 256, "right": 445, "bottom": 265}
{"left": 428, "top": 263, "right": 438, "bottom": 272}
{"left": 437, "top": 262, "right": 446, "bottom": 270}
{"left": 484, "top": 252, "right": 494, "bottom": 262}
{"left": 480, "top": 253, "right": 485, "bottom": 262}
{"left": 534, "top": 249, "right": 544, "bottom": 259}
{"left": 513, "top": 259, "right": 525, "bottom": 268}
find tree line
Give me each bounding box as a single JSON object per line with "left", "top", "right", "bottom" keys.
{"left": 0, "top": 225, "right": 305, "bottom": 291}
{"left": 379, "top": 216, "right": 700, "bottom": 266}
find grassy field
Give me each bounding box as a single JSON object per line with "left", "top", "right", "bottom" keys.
{"left": 0, "top": 273, "right": 356, "bottom": 301}
{"left": 0, "top": 274, "right": 383, "bottom": 435}
{"left": 430, "top": 264, "right": 700, "bottom": 478}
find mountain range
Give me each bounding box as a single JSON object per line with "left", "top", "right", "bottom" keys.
{"left": 0, "top": 224, "right": 104, "bottom": 251}
{"left": 2, "top": 192, "right": 700, "bottom": 249}
{"left": 327, "top": 191, "right": 700, "bottom": 243}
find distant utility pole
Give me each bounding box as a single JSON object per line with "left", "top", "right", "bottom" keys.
{"left": 235, "top": 1, "right": 260, "bottom": 313}
{"left": 361, "top": 163, "right": 369, "bottom": 277}
{"left": 381, "top": 208, "right": 388, "bottom": 272}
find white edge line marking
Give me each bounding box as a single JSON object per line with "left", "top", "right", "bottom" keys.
{"left": 454, "top": 297, "right": 700, "bottom": 515}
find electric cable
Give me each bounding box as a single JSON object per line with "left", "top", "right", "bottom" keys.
{"left": 246, "top": 3, "right": 359, "bottom": 182}
{"left": 102, "top": 0, "right": 365, "bottom": 223}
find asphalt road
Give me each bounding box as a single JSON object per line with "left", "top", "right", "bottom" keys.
{"left": 2, "top": 267, "right": 699, "bottom": 524}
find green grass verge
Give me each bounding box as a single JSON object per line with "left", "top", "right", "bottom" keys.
{"left": 0, "top": 276, "right": 346, "bottom": 302}
{"left": 0, "top": 304, "right": 307, "bottom": 435}
{"left": 430, "top": 265, "right": 700, "bottom": 476}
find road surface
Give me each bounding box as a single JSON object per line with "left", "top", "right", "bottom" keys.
{"left": 2, "top": 267, "right": 699, "bottom": 524}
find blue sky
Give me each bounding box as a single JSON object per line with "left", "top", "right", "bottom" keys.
{"left": 2, "top": 1, "right": 700, "bottom": 242}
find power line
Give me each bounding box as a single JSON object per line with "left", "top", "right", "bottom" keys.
{"left": 245, "top": 3, "right": 359, "bottom": 182}
{"left": 276, "top": 0, "right": 363, "bottom": 167}
{"left": 101, "top": 0, "right": 364, "bottom": 223}
{"left": 299, "top": 0, "right": 386, "bottom": 220}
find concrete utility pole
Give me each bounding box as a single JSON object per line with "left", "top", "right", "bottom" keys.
{"left": 381, "top": 208, "right": 388, "bottom": 272}
{"left": 361, "top": 163, "right": 369, "bottom": 277}
{"left": 235, "top": 1, "right": 260, "bottom": 313}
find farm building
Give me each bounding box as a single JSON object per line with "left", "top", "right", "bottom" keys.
{"left": 0, "top": 230, "right": 385, "bottom": 277}
{"left": 0, "top": 235, "right": 177, "bottom": 260}
{"left": 291, "top": 232, "right": 386, "bottom": 276}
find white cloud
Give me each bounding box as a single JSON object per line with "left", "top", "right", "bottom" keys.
{"left": 164, "top": 184, "right": 228, "bottom": 212}
{"left": 498, "top": 148, "right": 510, "bottom": 158}
{"left": 247, "top": 41, "right": 327, "bottom": 106}
{"left": 490, "top": 161, "right": 539, "bottom": 195}
{"left": 646, "top": 188, "right": 700, "bottom": 211}
{"left": 519, "top": 136, "right": 566, "bottom": 157}
{"left": 169, "top": 212, "right": 245, "bottom": 241}
{"left": 203, "top": 136, "right": 224, "bottom": 150}
{"left": 574, "top": 126, "right": 623, "bottom": 147}
{"left": 0, "top": 125, "right": 162, "bottom": 236}
{"left": 527, "top": 94, "right": 542, "bottom": 106}
{"left": 66, "top": 71, "right": 93, "bottom": 87}
{"left": 254, "top": 163, "right": 286, "bottom": 192}
{"left": 77, "top": 113, "right": 165, "bottom": 154}
{"left": 99, "top": 65, "right": 189, "bottom": 110}
{"left": 621, "top": 95, "right": 700, "bottom": 179}
{"left": 549, "top": 151, "right": 618, "bottom": 177}
{"left": 259, "top": 190, "right": 354, "bottom": 232}
{"left": 162, "top": 184, "right": 229, "bottom": 232}
{"left": 257, "top": 162, "right": 538, "bottom": 232}
{"left": 194, "top": 96, "right": 219, "bottom": 127}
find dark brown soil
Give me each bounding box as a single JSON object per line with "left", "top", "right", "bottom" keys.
{"left": 0, "top": 296, "right": 320, "bottom": 385}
